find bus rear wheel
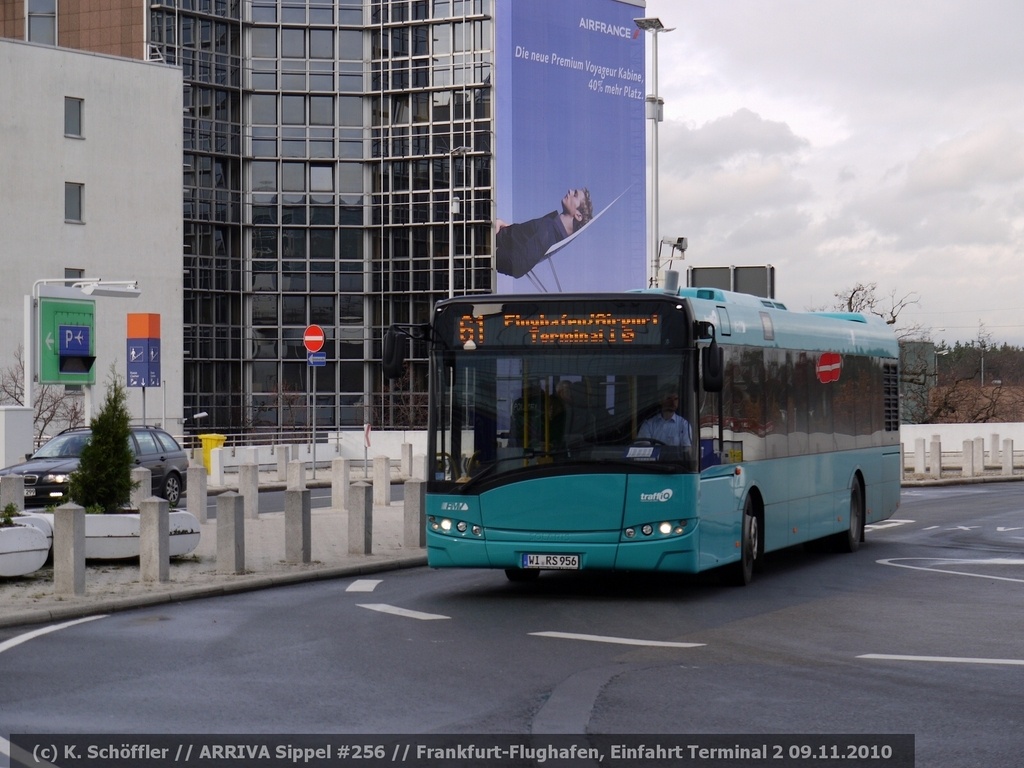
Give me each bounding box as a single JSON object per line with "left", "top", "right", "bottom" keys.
{"left": 725, "top": 497, "right": 758, "bottom": 586}
{"left": 836, "top": 482, "right": 864, "bottom": 553}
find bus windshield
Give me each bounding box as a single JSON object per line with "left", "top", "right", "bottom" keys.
{"left": 428, "top": 298, "right": 698, "bottom": 490}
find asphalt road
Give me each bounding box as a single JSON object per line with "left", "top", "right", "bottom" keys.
{"left": 2, "top": 484, "right": 1023, "bottom": 767}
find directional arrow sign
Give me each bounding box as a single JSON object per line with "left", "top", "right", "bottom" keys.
{"left": 39, "top": 297, "right": 95, "bottom": 385}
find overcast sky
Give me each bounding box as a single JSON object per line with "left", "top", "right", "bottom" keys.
{"left": 642, "top": 0, "right": 1024, "bottom": 346}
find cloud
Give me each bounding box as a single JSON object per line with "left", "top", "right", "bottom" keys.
{"left": 645, "top": 0, "right": 1024, "bottom": 343}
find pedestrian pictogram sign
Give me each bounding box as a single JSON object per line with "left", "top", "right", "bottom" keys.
{"left": 303, "top": 324, "right": 325, "bottom": 353}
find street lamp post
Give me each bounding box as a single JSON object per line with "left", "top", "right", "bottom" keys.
{"left": 23, "top": 278, "right": 141, "bottom": 415}
{"left": 635, "top": 17, "right": 675, "bottom": 288}
{"left": 448, "top": 146, "right": 470, "bottom": 298}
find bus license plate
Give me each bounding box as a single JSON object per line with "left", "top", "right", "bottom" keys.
{"left": 522, "top": 554, "right": 579, "bottom": 570}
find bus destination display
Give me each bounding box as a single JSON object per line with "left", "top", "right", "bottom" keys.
{"left": 457, "top": 310, "right": 663, "bottom": 347}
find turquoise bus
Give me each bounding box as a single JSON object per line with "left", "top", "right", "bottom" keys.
{"left": 383, "top": 276, "right": 901, "bottom": 585}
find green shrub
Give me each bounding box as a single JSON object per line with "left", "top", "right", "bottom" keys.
{"left": 68, "top": 369, "right": 138, "bottom": 513}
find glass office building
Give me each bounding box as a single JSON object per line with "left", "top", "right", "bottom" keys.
{"left": 157, "top": 0, "right": 494, "bottom": 432}
{"left": 6, "top": 0, "right": 647, "bottom": 435}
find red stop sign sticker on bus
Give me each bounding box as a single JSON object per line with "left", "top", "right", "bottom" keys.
{"left": 303, "top": 324, "right": 325, "bottom": 353}
{"left": 816, "top": 352, "right": 842, "bottom": 383}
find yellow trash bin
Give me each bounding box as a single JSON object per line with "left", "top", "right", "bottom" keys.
{"left": 199, "top": 433, "right": 227, "bottom": 473}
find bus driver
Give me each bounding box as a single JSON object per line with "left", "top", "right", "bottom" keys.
{"left": 638, "top": 390, "right": 692, "bottom": 447}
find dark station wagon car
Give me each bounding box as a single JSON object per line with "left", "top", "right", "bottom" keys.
{"left": 0, "top": 426, "right": 189, "bottom": 508}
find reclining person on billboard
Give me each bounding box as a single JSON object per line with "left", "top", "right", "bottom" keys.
{"left": 495, "top": 187, "right": 593, "bottom": 279}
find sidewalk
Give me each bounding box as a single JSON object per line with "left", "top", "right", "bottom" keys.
{"left": 0, "top": 479, "right": 427, "bottom": 629}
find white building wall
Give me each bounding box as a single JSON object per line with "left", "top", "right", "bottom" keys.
{"left": 0, "top": 39, "right": 184, "bottom": 439}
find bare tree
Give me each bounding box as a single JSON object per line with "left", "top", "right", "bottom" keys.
{"left": 0, "top": 344, "right": 86, "bottom": 442}
{"left": 829, "top": 282, "right": 926, "bottom": 341}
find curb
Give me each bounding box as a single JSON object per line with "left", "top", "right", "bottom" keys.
{"left": 0, "top": 555, "right": 428, "bottom": 629}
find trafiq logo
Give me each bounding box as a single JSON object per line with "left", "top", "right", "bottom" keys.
{"left": 441, "top": 502, "right": 469, "bottom": 511}
{"left": 579, "top": 17, "right": 638, "bottom": 39}
{"left": 640, "top": 489, "right": 674, "bottom": 503}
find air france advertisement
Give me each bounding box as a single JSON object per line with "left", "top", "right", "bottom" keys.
{"left": 495, "top": 0, "right": 647, "bottom": 294}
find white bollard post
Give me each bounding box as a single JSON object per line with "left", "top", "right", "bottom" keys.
{"left": 1002, "top": 439, "right": 1014, "bottom": 476}
{"left": 373, "top": 455, "right": 390, "bottom": 506}
{"left": 973, "top": 437, "right": 984, "bottom": 473}
{"left": 276, "top": 444, "right": 289, "bottom": 482}
{"left": 349, "top": 481, "right": 372, "bottom": 555}
{"left": 140, "top": 497, "right": 170, "bottom": 583}
{"left": 187, "top": 465, "right": 209, "bottom": 523}
{"left": 914, "top": 438, "right": 926, "bottom": 475}
{"left": 332, "top": 457, "right": 351, "bottom": 512}
{"left": 0, "top": 475, "right": 26, "bottom": 511}
{"left": 216, "top": 492, "right": 245, "bottom": 574}
{"left": 53, "top": 503, "right": 86, "bottom": 595}
{"left": 929, "top": 437, "right": 942, "bottom": 479}
{"left": 404, "top": 478, "right": 426, "bottom": 549}
{"left": 239, "top": 462, "right": 260, "bottom": 519}
{"left": 131, "top": 467, "right": 152, "bottom": 510}
{"left": 287, "top": 459, "right": 306, "bottom": 490}
{"left": 990, "top": 433, "right": 1000, "bottom": 467}
{"left": 285, "top": 488, "right": 311, "bottom": 564}
{"left": 962, "top": 440, "right": 975, "bottom": 477}
{"left": 401, "top": 442, "right": 413, "bottom": 478}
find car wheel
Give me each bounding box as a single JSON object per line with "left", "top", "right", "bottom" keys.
{"left": 161, "top": 472, "right": 183, "bottom": 507}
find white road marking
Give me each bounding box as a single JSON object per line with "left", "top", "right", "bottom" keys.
{"left": 860, "top": 653, "right": 1024, "bottom": 667}
{"left": 866, "top": 519, "right": 915, "bottom": 531}
{"left": 877, "top": 557, "right": 1024, "bottom": 583}
{"left": 346, "top": 579, "right": 382, "bottom": 592}
{"left": 530, "top": 631, "right": 705, "bottom": 648}
{"left": 0, "top": 615, "right": 106, "bottom": 656}
{"left": 0, "top": 616, "right": 108, "bottom": 767}
{"left": 357, "top": 603, "right": 449, "bottom": 620}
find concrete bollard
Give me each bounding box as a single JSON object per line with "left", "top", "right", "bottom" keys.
{"left": 332, "top": 457, "right": 351, "bottom": 512}
{"left": 962, "top": 440, "right": 975, "bottom": 477}
{"left": 990, "top": 433, "right": 1001, "bottom": 466}
{"left": 187, "top": 465, "right": 209, "bottom": 523}
{"left": 401, "top": 443, "right": 413, "bottom": 478}
{"left": 373, "top": 455, "right": 390, "bottom": 506}
{"left": 276, "top": 444, "right": 289, "bottom": 482}
{"left": 413, "top": 453, "right": 427, "bottom": 481}
{"left": 140, "top": 497, "right": 170, "bottom": 583}
{"left": 973, "top": 437, "right": 984, "bottom": 472}
{"left": 349, "top": 481, "right": 372, "bottom": 555}
{"left": 216, "top": 492, "right": 245, "bottom": 574}
{"left": 0, "top": 475, "right": 26, "bottom": 511}
{"left": 53, "top": 503, "right": 86, "bottom": 595}
{"left": 287, "top": 459, "right": 306, "bottom": 490}
{"left": 130, "top": 467, "right": 152, "bottom": 510}
{"left": 404, "top": 478, "right": 426, "bottom": 549}
{"left": 239, "top": 462, "right": 260, "bottom": 519}
{"left": 914, "top": 438, "right": 926, "bottom": 475}
{"left": 929, "top": 437, "right": 942, "bottom": 479}
{"left": 285, "top": 488, "right": 311, "bottom": 564}
{"left": 1003, "top": 439, "right": 1014, "bottom": 476}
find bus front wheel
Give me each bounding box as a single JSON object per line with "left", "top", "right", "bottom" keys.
{"left": 725, "top": 497, "right": 758, "bottom": 586}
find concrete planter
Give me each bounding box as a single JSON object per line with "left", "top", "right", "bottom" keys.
{"left": 31, "top": 511, "right": 201, "bottom": 560}
{"left": 0, "top": 523, "right": 50, "bottom": 577}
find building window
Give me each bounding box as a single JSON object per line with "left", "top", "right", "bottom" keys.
{"left": 65, "top": 98, "right": 83, "bottom": 137}
{"left": 65, "top": 183, "right": 84, "bottom": 222}
{"left": 27, "top": 0, "right": 57, "bottom": 45}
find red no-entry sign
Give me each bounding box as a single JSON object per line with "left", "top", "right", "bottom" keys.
{"left": 303, "top": 324, "right": 325, "bottom": 353}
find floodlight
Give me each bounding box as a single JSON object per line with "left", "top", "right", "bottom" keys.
{"left": 76, "top": 281, "right": 142, "bottom": 298}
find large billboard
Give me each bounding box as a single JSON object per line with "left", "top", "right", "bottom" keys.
{"left": 495, "top": 0, "right": 647, "bottom": 294}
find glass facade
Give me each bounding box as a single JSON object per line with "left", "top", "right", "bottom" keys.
{"left": 144, "top": 0, "right": 495, "bottom": 433}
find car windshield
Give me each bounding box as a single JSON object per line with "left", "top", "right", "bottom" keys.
{"left": 32, "top": 433, "right": 90, "bottom": 459}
